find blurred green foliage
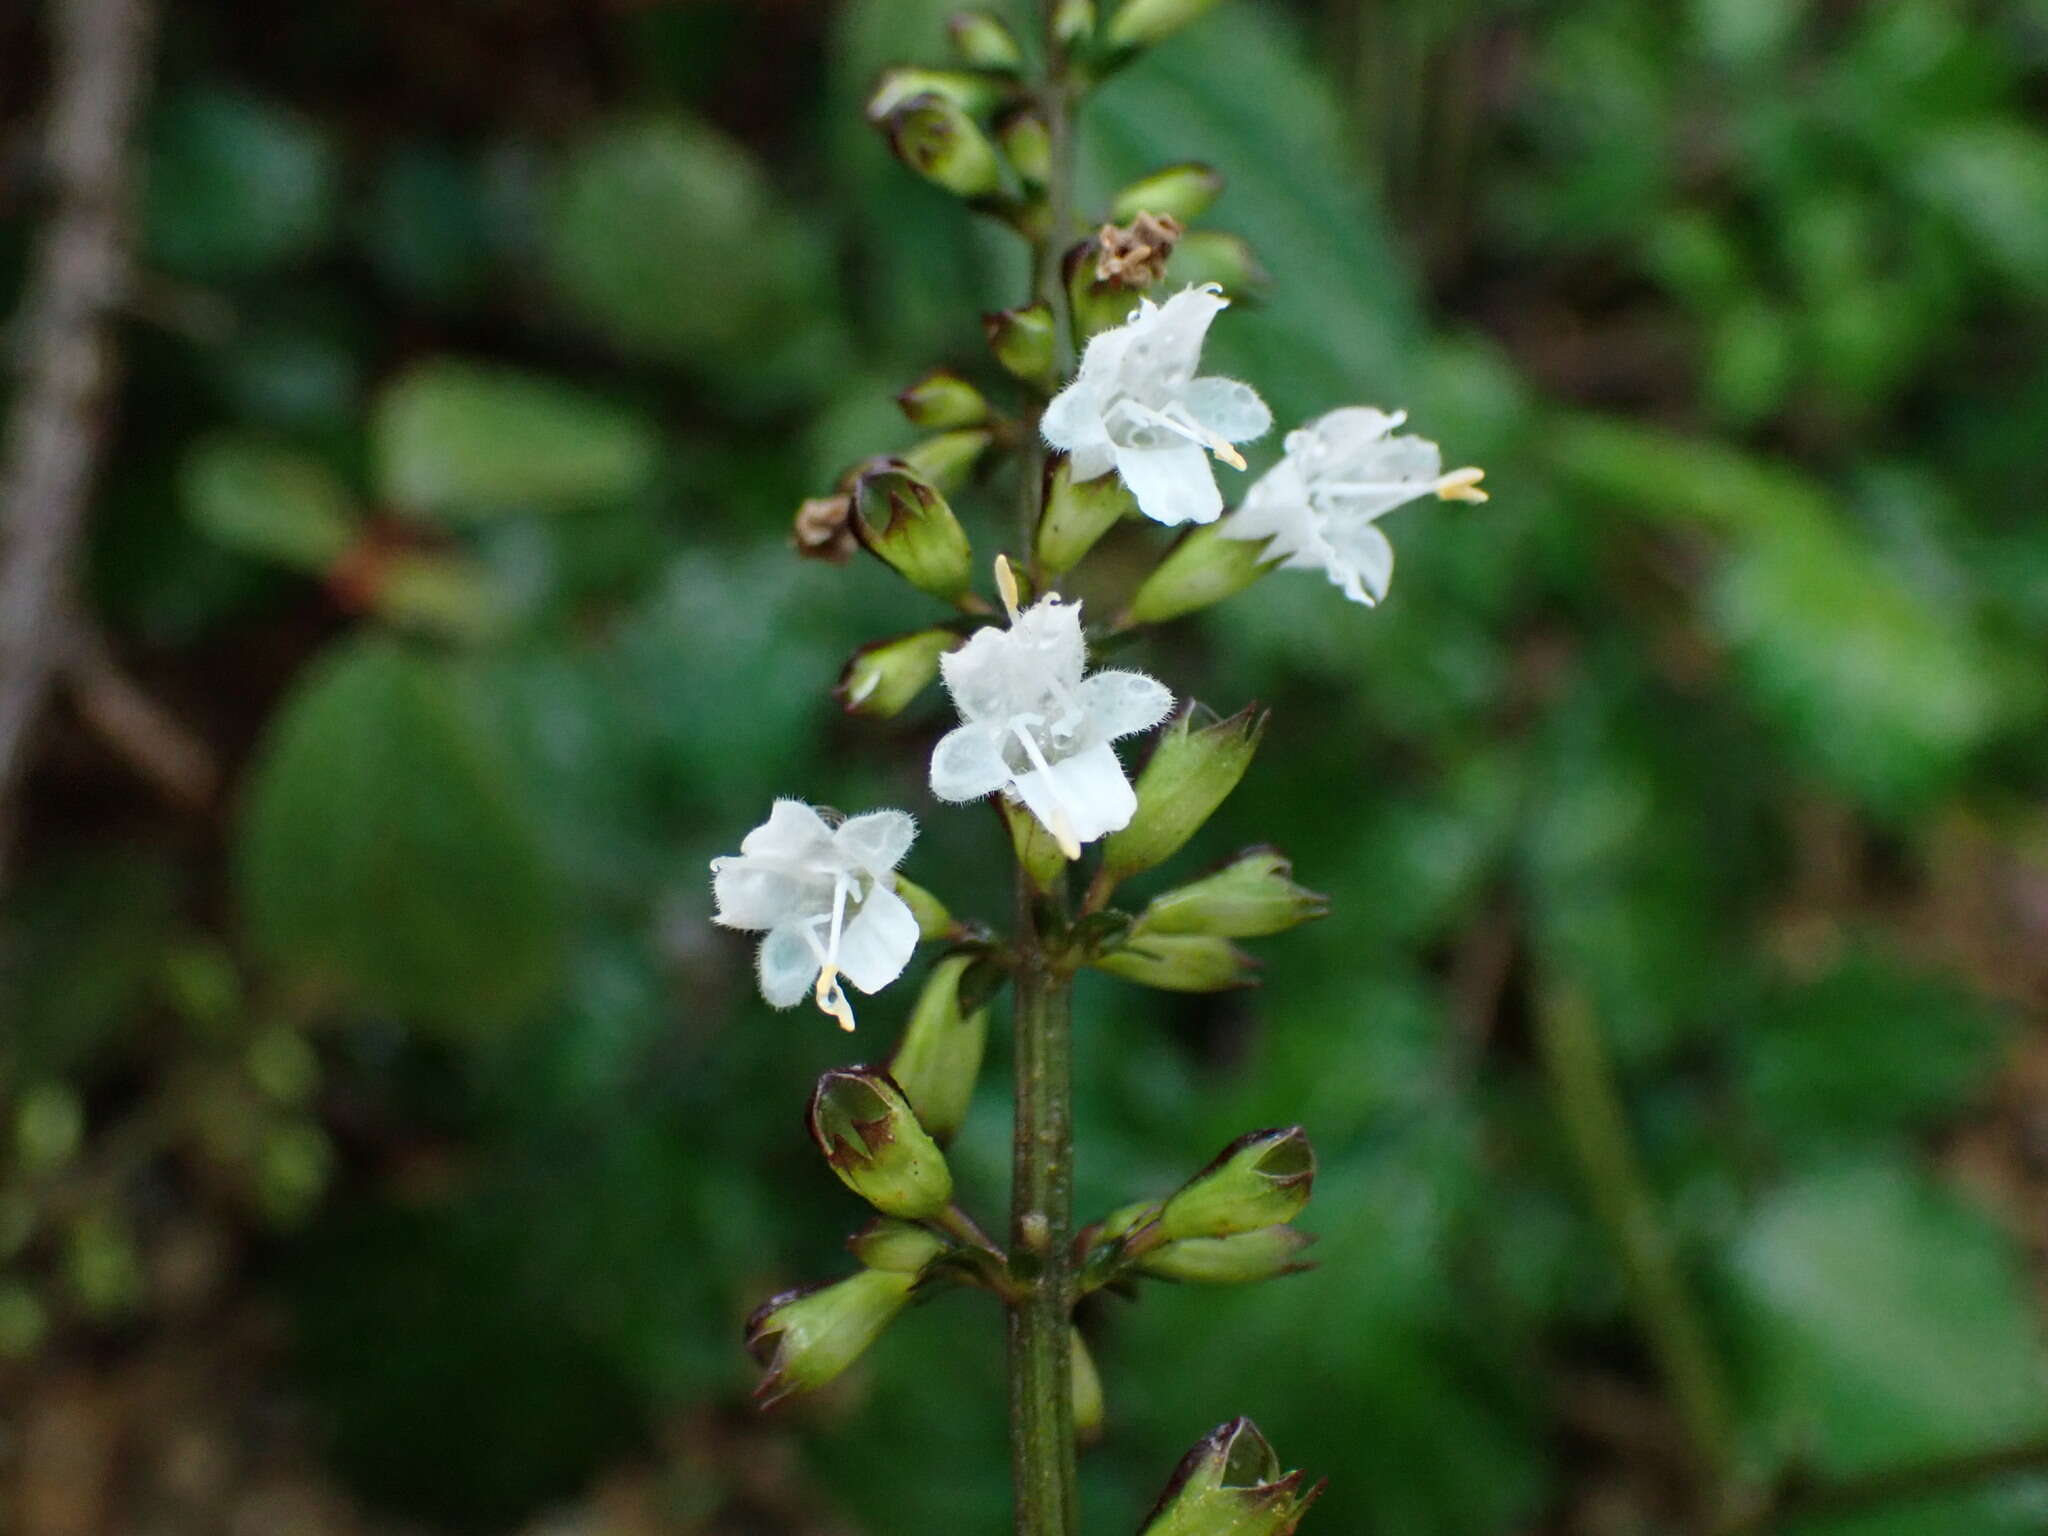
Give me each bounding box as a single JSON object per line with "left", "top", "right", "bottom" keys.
{"left": 4, "top": 0, "right": 2047, "bottom": 1532}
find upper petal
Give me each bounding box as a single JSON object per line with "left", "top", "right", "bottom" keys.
{"left": 929, "top": 721, "right": 1011, "bottom": 802}
{"left": 1183, "top": 376, "right": 1272, "bottom": 444}
{"left": 1078, "top": 669, "right": 1173, "bottom": 741}
{"left": 1113, "top": 440, "right": 1224, "bottom": 527}
{"left": 757, "top": 922, "right": 819, "bottom": 1009}
{"left": 739, "top": 799, "right": 833, "bottom": 861}
{"left": 834, "top": 810, "right": 916, "bottom": 874}
{"left": 1121, "top": 286, "right": 1227, "bottom": 398}
{"left": 837, "top": 886, "right": 920, "bottom": 996}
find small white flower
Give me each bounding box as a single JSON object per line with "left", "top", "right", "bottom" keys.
{"left": 929, "top": 559, "right": 1172, "bottom": 858}
{"left": 1042, "top": 284, "right": 1271, "bottom": 528}
{"left": 1219, "top": 407, "right": 1486, "bottom": 606}
{"left": 711, "top": 800, "right": 920, "bottom": 1031}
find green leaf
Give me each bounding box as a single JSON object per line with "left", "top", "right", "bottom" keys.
{"left": 181, "top": 435, "right": 360, "bottom": 572}
{"left": 237, "top": 636, "right": 566, "bottom": 1034}
{"left": 1729, "top": 1164, "right": 2048, "bottom": 1480}
{"left": 145, "top": 90, "right": 336, "bottom": 278}
{"left": 372, "top": 361, "right": 657, "bottom": 521}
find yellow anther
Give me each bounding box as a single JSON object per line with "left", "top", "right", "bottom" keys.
{"left": 1436, "top": 466, "right": 1488, "bottom": 504}
{"left": 816, "top": 969, "right": 857, "bottom": 1032}
{"left": 993, "top": 553, "right": 1022, "bottom": 620}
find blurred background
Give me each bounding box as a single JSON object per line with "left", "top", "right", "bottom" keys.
{"left": 3, "top": 0, "right": 2048, "bottom": 1531}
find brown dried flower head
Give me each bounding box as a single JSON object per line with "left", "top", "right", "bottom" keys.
{"left": 1095, "top": 210, "right": 1185, "bottom": 288}
{"left": 793, "top": 494, "right": 858, "bottom": 563}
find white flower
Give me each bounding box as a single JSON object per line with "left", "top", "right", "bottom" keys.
{"left": 929, "top": 562, "right": 1172, "bottom": 858}
{"left": 711, "top": 800, "right": 920, "bottom": 1031}
{"left": 1042, "top": 284, "right": 1271, "bottom": 528}
{"left": 1219, "top": 406, "right": 1486, "bottom": 606}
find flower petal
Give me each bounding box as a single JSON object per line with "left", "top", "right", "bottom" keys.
{"left": 1042, "top": 376, "right": 1110, "bottom": 457}
{"left": 1011, "top": 738, "right": 1137, "bottom": 847}
{"left": 1184, "top": 376, "right": 1272, "bottom": 443}
{"left": 757, "top": 922, "right": 818, "bottom": 1009}
{"left": 837, "top": 885, "right": 920, "bottom": 995}
{"left": 929, "top": 722, "right": 1010, "bottom": 802}
{"left": 1078, "top": 669, "right": 1173, "bottom": 741}
{"left": 712, "top": 860, "right": 810, "bottom": 931}
{"left": 1323, "top": 519, "right": 1394, "bottom": 605}
{"left": 1122, "top": 286, "right": 1226, "bottom": 395}
{"left": 740, "top": 799, "right": 833, "bottom": 860}
{"left": 834, "top": 810, "right": 916, "bottom": 874}
{"left": 1113, "top": 440, "right": 1223, "bottom": 527}
{"left": 1068, "top": 440, "right": 1116, "bottom": 482}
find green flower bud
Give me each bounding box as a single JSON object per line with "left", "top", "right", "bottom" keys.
{"left": 898, "top": 369, "right": 991, "bottom": 431}
{"left": 853, "top": 463, "right": 973, "bottom": 601}
{"left": 1140, "top": 1418, "right": 1325, "bottom": 1536}
{"left": 745, "top": 1267, "right": 918, "bottom": 1406}
{"left": 1099, "top": 1199, "right": 1163, "bottom": 1243}
{"left": 1072, "top": 1328, "right": 1105, "bottom": 1443}
{"left": 1135, "top": 848, "right": 1328, "bottom": 938}
{"left": 1093, "top": 933, "right": 1256, "bottom": 993}
{"left": 947, "top": 9, "right": 1025, "bottom": 71}
{"left": 998, "top": 108, "right": 1052, "bottom": 189}
{"left": 887, "top": 954, "right": 992, "bottom": 1143}
{"left": 889, "top": 874, "right": 955, "bottom": 941}
{"left": 1107, "top": 0, "right": 1227, "bottom": 54}
{"left": 1053, "top": 0, "right": 1097, "bottom": 50}
{"left": 866, "top": 67, "right": 1007, "bottom": 120}
{"left": 985, "top": 304, "right": 1056, "bottom": 385}
{"left": 1125, "top": 522, "right": 1276, "bottom": 626}
{"left": 1038, "top": 455, "right": 1136, "bottom": 576}
{"left": 849, "top": 1216, "right": 952, "bottom": 1274}
{"left": 1167, "top": 230, "right": 1269, "bottom": 297}
{"left": 1110, "top": 163, "right": 1225, "bottom": 225}
{"left": 836, "top": 627, "right": 957, "bottom": 719}
{"left": 1098, "top": 704, "right": 1266, "bottom": 885}
{"left": 1139, "top": 1225, "right": 1317, "bottom": 1285}
{"left": 899, "top": 427, "right": 995, "bottom": 495}
{"left": 1002, "top": 797, "right": 1069, "bottom": 893}
{"left": 876, "top": 92, "right": 1007, "bottom": 201}
{"left": 1158, "top": 1128, "right": 1315, "bottom": 1241}
{"left": 808, "top": 1068, "right": 955, "bottom": 1220}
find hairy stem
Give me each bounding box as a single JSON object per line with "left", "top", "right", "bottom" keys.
{"left": 1536, "top": 981, "right": 1736, "bottom": 1502}
{"left": 1006, "top": 11, "right": 1082, "bottom": 1534}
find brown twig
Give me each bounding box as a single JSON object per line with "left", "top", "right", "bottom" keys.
{"left": 0, "top": 0, "right": 157, "bottom": 889}
{"left": 65, "top": 618, "right": 216, "bottom": 809}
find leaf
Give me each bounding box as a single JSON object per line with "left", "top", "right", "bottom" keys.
{"left": 145, "top": 90, "right": 336, "bottom": 278}
{"left": 181, "top": 435, "right": 360, "bottom": 572}
{"left": 237, "top": 635, "right": 565, "bottom": 1034}
{"left": 372, "top": 361, "right": 657, "bottom": 521}
{"left": 1729, "top": 1164, "right": 2048, "bottom": 1480}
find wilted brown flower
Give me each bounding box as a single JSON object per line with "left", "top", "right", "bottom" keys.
{"left": 1095, "top": 210, "right": 1186, "bottom": 287}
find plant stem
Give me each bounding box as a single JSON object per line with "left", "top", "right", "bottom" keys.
{"left": 1535, "top": 981, "right": 1736, "bottom": 1502}
{"left": 1005, "top": 15, "right": 1082, "bottom": 1534}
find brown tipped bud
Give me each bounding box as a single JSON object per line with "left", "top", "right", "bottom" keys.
{"left": 1140, "top": 1417, "right": 1326, "bottom": 1536}
{"left": 866, "top": 67, "right": 1007, "bottom": 121}
{"left": 808, "top": 1068, "right": 954, "bottom": 1220}
{"left": 794, "top": 494, "right": 859, "bottom": 563}
{"left": 1158, "top": 1128, "right": 1315, "bottom": 1241}
{"left": 985, "top": 303, "right": 1057, "bottom": 385}
{"left": 745, "top": 1268, "right": 917, "bottom": 1406}
{"left": 946, "top": 9, "right": 1025, "bottom": 71}
{"left": 848, "top": 1217, "right": 952, "bottom": 1274}
{"left": 837, "top": 628, "right": 957, "bottom": 719}
{"left": 1135, "top": 848, "right": 1329, "bottom": 938}
{"left": 876, "top": 92, "right": 1006, "bottom": 201}
{"left": 1139, "top": 1225, "right": 1317, "bottom": 1285}
{"left": 1110, "top": 163, "right": 1225, "bottom": 225}
{"left": 852, "top": 463, "right": 973, "bottom": 599}
{"left": 1098, "top": 703, "right": 1266, "bottom": 886}
{"left": 898, "top": 369, "right": 991, "bottom": 431}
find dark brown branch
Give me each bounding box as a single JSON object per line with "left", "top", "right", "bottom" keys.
{"left": 0, "top": 0, "right": 157, "bottom": 888}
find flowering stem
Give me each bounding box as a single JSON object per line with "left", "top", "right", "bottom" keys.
{"left": 1005, "top": 12, "right": 1082, "bottom": 1534}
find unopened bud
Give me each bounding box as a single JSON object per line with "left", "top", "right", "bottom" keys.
{"left": 853, "top": 463, "right": 973, "bottom": 600}
{"left": 899, "top": 428, "right": 995, "bottom": 495}
{"left": 746, "top": 1268, "right": 918, "bottom": 1406}
{"left": 898, "top": 370, "right": 991, "bottom": 431}
{"left": 985, "top": 304, "right": 1056, "bottom": 385}
{"left": 1107, "top": 0, "right": 1227, "bottom": 54}
{"left": 1072, "top": 1328, "right": 1105, "bottom": 1443}
{"left": 867, "top": 67, "right": 1007, "bottom": 120}
{"left": 1111, "top": 163, "right": 1225, "bottom": 225}
{"left": 794, "top": 494, "right": 858, "bottom": 563}
{"left": 837, "top": 627, "right": 957, "bottom": 719}
{"left": 1053, "top": 0, "right": 1097, "bottom": 50}
{"left": 1136, "top": 848, "right": 1328, "bottom": 938}
{"left": 1168, "top": 230, "right": 1269, "bottom": 297}
{"left": 876, "top": 93, "right": 1006, "bottom": 201}
{"left": 1158, "top": 1128, "right": 1314, "bottom": 1240}
{"left": 947, "top": 9, "right": 1025, "bottom": 71}
{"left": 1093, "top": 933, "right": 1257, "bottom": 992}
{"left": 887, "top": 954, "right": 993, "bottom": 1143}
{"left": 998, "top": 108, "right": 1053, "bottom": 188}
{"left": 1139, "top": 1225, "right": 1316, "bottom": 1285}
{"left": 808, "top": 1068, "right": 955, "bottom": 1220}
{"left": 889, "top": 873, "right": 955, "bottom": 940}
{"left": 1038, "top": 454, "right": 1136, "bottom": 575}
{"left": 1099, "top": 704, "right": 1266, "bottom": 884}
{"left": 1140, "top": 1418, "right": 1325, "bottom": 1536}
{"left": 849, "top": 1217, "right": 951, "bottom": 1274}
{"left": 1125, "top": 522, "right": 1276, "bottom": 625}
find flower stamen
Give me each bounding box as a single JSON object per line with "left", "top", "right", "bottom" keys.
{"left": 994, "top": 553, "right": 1022, "bottom": 621}
{"left": 1008, "top": 721, "right": 1084, "bottom": 860}
{"left": 1435, "top": 466, "right": 1488, "bottom": 503}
